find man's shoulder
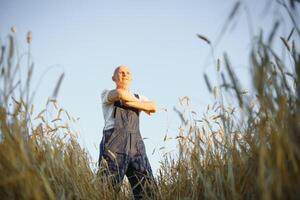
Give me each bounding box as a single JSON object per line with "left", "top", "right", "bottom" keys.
{"left": 101, "top": 88, "right": 111, "bottom": 94}
{"left": 101, "top": 89, "right": 114, "bottom": 104}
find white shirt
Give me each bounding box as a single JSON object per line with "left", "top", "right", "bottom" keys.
{"left": 101, "top": 89, "right": 149, "bottom": 131}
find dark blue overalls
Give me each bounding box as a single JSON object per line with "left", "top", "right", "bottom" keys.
{"left": 98, "top": 95, "right": 155, "bottom": 199}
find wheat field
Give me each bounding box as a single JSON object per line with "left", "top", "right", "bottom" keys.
{"left": 1, "top": 1, "right": 300, "bottom": 199}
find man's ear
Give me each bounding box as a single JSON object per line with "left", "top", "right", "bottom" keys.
{"left": 112, "top": 76, "right": 115, "bottom": 82}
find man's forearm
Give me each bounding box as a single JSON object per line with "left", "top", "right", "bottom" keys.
{"left": 118, "top": 89, "right": 140, "bottom": 102}
{"left": 108, "top": 89, "right": 156, "bottom": 113}
{"left": 108, "top": 89, "right": 139, "bottom": 102}
{"left": 120, "top": 90, "right": 156, "bottom": 112}
{"left": 124, "top": 101, "right": 157, "bottom": 113}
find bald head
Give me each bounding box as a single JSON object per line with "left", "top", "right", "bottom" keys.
{"left": 112, "top": 65, "right": 132, "bottom": 89}
{"left": 113, "top": 65, "right": 130, "bottom": 77}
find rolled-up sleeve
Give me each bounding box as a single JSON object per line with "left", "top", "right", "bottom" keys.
{"left": 101, "top": 89, "right": 110, "bottom": 104}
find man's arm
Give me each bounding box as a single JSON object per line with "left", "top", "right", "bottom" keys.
{"left": 107, "top": 89, "right": 156, "bottom": 114}
{"left": 107, "top": 89, "right": 140, "bottom": 103}
{"left": 123, "top": 100, "right": 157, "bottom": 113}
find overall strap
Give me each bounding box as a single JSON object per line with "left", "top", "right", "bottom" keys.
{"left": 113, "top": 94, "right": 140, "bottom": 118}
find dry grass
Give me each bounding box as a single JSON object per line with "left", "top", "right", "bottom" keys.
{"left": 1, "top": 1, "right": 300, "bottom": 199}
{"left": 0, "top": 30, "right": 132, "bottom": 200}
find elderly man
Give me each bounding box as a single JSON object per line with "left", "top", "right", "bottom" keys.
{"left": 98, "top": 65, "right": 156, "bottom": 199}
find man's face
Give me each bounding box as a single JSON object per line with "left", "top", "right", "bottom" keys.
{"left": 112, "top": 66, "right": 132, "bottom": 88}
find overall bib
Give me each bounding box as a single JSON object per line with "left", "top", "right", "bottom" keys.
{"left": 99, "top": 95, "right": 154, "bottom": 199}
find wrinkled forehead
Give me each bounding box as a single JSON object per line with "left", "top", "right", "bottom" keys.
{"left": 113, "top": 66, "right": 131, "bottom": 76}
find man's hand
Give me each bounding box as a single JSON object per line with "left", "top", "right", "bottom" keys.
{"left": 144, "top": 111, "right": 152, "bottom": 116}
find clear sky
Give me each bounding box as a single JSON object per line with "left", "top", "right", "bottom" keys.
{"left": 0, "top": 0, "right": 296, "bottom": 174}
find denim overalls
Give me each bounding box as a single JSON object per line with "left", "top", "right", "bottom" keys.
{"left": 98, "top": 94, "right": 154, "bottom": 199}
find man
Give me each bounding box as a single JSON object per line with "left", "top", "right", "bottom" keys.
{"left": 99, "top": 65, "right": 157, "bottom": 199}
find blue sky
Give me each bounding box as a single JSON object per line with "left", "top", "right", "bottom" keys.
{"left": 0, "top": 0, "right": 296, "bottom": 173}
